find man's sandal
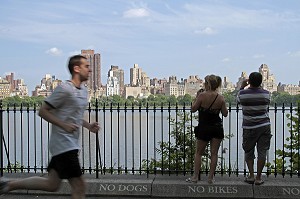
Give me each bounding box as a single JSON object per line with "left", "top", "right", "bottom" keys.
{"left": 254, "top": 179, "right": 264, "bottom": 185}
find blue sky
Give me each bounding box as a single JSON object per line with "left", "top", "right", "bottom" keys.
{"left": 1, "top": 0, "right": 300, "bottom": 93}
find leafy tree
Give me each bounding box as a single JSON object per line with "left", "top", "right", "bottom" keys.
{"left": 223, "top": 91, "right": 237, "bottom": 105}
{"left": 167, "top": 95, "right": 177, "bottom": 106}
{"left": 1, "top": 95, "right": 45, "bottom": 107}
{"left": 270, "top": 92, "right": 300, "bottom": 106}
{"left": 269, "top": 105, "right": 300, "bottom": 175}
{"left": 178, "top": 94, "right": 192, "bottom": 106}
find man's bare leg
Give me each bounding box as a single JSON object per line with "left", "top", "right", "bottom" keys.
{"left": 8, "top": 169, "right": 61, "bottom": 192}
{"left": 68, "top": 176, "right": 86, "bottom": 199}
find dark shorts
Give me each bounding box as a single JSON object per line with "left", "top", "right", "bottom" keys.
{"left": 242, "top": 125, "right": 272, "bottom": 161}
{"left": 195, "top": 124, "right": 224, "bottom": 142}
{"left": 47, "top": 149, "right": 82, "bottom": 179}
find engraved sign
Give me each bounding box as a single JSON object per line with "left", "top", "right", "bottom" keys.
{"left": 99, "top": 184, "right": 148, "bottom": 192}
{"left": 188, "top": 185, "right": 238, "bottom": 194}
{"left": 282, "top": 187, "right": 300, "bottom": 196}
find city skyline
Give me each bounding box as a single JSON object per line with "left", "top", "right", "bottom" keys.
{"left": 1, "top": 62, "right": 298, "bottom": 97}
{"left": 1, "top": 0, "right": 300, "bottom": 92}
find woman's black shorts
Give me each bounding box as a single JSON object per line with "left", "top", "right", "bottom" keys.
{"left": 195, "top": 124, "right": 224, "bottom": 141}
{"left": 47, "top": 149, "right": 82, "bottom": 179}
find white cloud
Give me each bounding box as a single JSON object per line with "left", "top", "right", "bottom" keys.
{"left": 287, "top": 51, "right": 300, "bottom": 57}
{"left": 222, "top": 58, "right": 231, "bottom": 62}
{"left": 194, "top": 27, "right": 217, "bottom": 35}
{"left": 253, "top": 54, "right": 265, "bottom": 59}
{"left": 123, "top": 8, "right": 150, "bottom": 18}
{"left": 68, "top": 50, "right": 81, "bottom": 56}
{"left": 46, "top": 47, "right": 63, "bottom": 56}
{"left": 183, "top": 3, "right": 300, "bottom": 29}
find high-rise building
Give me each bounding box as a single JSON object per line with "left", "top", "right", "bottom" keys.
{"left": 150, "top": 78, "right": 167, "bottom": 95}
{"left": 130, "top": 64, "right": 141, "bottom": 86}
{"left": 165, "top": 76, "right": 179, "bottom": 96}
{"left": 184, "top": 75, "right": 203, "bottom": 96}
{"left": 236, "top": 72, "right": 248, "bottom": 90}
{"left": 106, "top": 70, "right": 120, "bottom": 96}
{"left": 12, "top": 79, "right": 28, "bottom": 97}
{"left": 108, "top": 65, "right": 124, "bottom": 95}
{"left": 5, "top": 72, "right": 14, "bottom": 91}
{"left": 81, "top": 49, "right": 101, "bottom": 92}
{"left": 141, "top": 72, "right": 150, "bottom": 87}
{"left": 32, "top": 74, "right": 61, "bottom": 97}
{"left": 277, "top": 83, "right": 300, "bottom": 95}
{"left": 222, "top": 76, "right": 235, "bottom": 92}
{"left": 259, "top": 64, "right": 277, "bottom": 93}
{"left": 0, "top": 78, "right": 11, "bottom": 99}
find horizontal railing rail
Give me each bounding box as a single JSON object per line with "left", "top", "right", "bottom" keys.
{"left": 0, "top": 101, "right": 299, "bottom": 178}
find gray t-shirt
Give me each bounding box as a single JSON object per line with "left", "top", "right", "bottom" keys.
{"left": 45, "top": 81, "right": 88, "bottom": 156}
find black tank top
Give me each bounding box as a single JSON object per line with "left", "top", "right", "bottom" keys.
{"left": 198, "top": 94, "right": 221, "bottom": 125}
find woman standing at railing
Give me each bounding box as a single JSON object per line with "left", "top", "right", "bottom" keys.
{"left": 186, "top": 74, "right": 228, "bottom": 184}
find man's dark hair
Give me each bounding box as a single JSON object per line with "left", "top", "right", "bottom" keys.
{"left": 68, "top": 55, "right": 87, "bottom": 75}
{"left": 248, "top": 72, "right": 262, "bottom": 87}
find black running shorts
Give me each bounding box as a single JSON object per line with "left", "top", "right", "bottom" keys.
{"left": 47, "top": 149, "right": 82, "bottom": 179}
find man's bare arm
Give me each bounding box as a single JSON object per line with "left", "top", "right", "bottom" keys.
{"left": 39, "top": 102, "right": 78, "bottom": 133}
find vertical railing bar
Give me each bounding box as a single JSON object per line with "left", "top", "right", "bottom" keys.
{"left": 6, "top": 105, "right": 10, "bottom": 172}
{"left": 183, "top": 103, "right": 186, "bottom": 175}
{"left": 20, "top": 103, "right": 23, "bottom": 172}
{"left": 95, "top": 99, "right": 100, "bottom": 177}
{"left": 153, "top": 103, "right": 156, "bottom": 175}
{"left": 236, "top": 104, "right": 240, "bottom": 176}
{"left": 282, "top": 103, "right": 285, "bottom": 177}
{"left": 228, "top": 103, "right": 232, "bottom": 176}
{"left": 110, "top": 102, "right": 113, "bottom": 174}
{"left": 205, "top": 141, "right": 208, "bottom": 176}
{"left": 191, "top": 103, "right": 194, "bottom": 176}
{"left": 146, "top": 103, "right": 149, "bottom": 177}
{"left": 0, "top": 100, "right": 3, "bottom": 176}
{"left": 132, "top": 103, "right": 135, "bottom": 174}
{"left": 289, "top": 103, "right": 293, "bottom": 177}
{"left": 161, "top": 103, "right": 164, "bottom": 175}
{"left": 2, "top": 104, "right": 11, "bottom": 173}
{"left": 33, "top": 104, "right": 37, "bottom": 173}
{"left": 117, "top": 103, "right": 120, "bottom": 174}
{"left": 297, "top": 102, "right": 300, "bottom": 178}
{"left": 274, "top": 103, "right": 277, "bottom": 177}
{"left": 139, "top": 104, "right": 142, "bottom": 175}
{"left": 124, "top": 103, "right": 128, "bottom": 174}
{"left": 221, "top": 115, "right": 224, "bottom": 176}
{"left": 47, "top": 120, "right": 50, "bottom": 172}
{"left": 13, "top": 104, "right": 16, "bottom": 173}
{"left": 87, "top": 102, "right": 91, "bottom": 174}
{"left": 168, "top": 102, "right": 171, "bottom": 176}
{"left": 266, "top": 106, "right": 270, "bottom": 176}
{"left": 175, "top": 103, "right": 178, "bottom": 175}
{"left": 27, "top": 104, "right": 30, "bottom": 172}
{"left": 298, "top": 102, "right": 300, "bottom": 177}
{"left": 103, "top": 104, "right": 106, "bottom": 175}
{"left": 40, "top": 105, "right": 43, "bottom": 173}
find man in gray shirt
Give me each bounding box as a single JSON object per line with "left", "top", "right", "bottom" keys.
{"left": 0, "top": 55, "right": 100, "bottom": 199}
{"left": 237, "top": 72, "right": 272, "bottom": 185}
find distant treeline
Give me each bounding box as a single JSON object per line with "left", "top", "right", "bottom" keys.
{"left": 1, "top": 91, "right": 300, "bottom": 107}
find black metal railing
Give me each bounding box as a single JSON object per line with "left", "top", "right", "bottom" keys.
{"left": 0, "top": 100, "right": 299, "bottom": 178}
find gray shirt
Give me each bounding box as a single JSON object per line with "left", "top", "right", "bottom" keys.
{"left": 45, "top": 81, "right": 88, "bottom": 156}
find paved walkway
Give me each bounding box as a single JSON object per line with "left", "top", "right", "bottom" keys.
{"left": 1, "top": 173, "right": 300, "bottom": 198}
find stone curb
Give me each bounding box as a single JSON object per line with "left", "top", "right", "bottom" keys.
{"left": 3, "top": 174, "right": 300, "bottom": 198}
